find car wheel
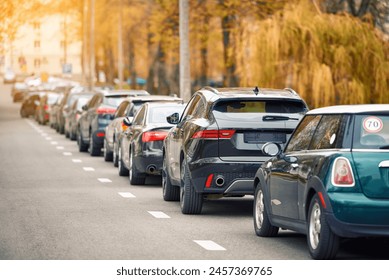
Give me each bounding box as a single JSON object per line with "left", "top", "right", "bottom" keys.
{"left": 118, "top": 147, "right": 129, "bottom": 176}
{"left": 129, "top": 148, "right": 145, "bottom": 185}
{"left": 307, "top": 194, "right": 339, "bottom": 260}
{"left": 104, "top": 139, "right": 113, "bottom": 162}
{"left": 180, "top": 159, "right": 203, "bottom": 214}
{"left": 253, "top": 184, "right": 279, "bottom": 237}
{"left": 113, "top": 141, "right": 119, "bottom": 167}
{"left": 162, "top": 155, "right": 179, "bottom": 201}
{"left": 89, "top": 133, "right": 101, "bottom": 156}
{"left": 77, "top": 128, "right": 88, "bottom": 152}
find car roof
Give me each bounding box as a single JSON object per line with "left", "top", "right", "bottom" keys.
{"left": 144, "top": 102, "right": 186, "bottom": 108}
{"left": 123, "top": 95, "right": 183, "bottom": 102}
{"left": 103, "top": 89, "right": 150, "bottom": 96}
{"left": 200, "top": 87, "right": 304, "bottom": 101}
{"left": 307, "top": 104, "right": 389, "bottom": 115}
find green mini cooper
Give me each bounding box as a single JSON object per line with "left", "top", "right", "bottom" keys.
{"left": 253, "top": 105, "right": 389, "bottom": 259}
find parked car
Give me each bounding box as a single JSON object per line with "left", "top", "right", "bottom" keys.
{"left": 77, "top": 90, "right": 148, "bottom": 156}
{"left": 162, "top": 86, "right": 308, "bottom": 214}
{"left": 35, "top": 91, "right": 60, "bottom": 125}
{"left": 12, "top": 82, "right": 30, "bottom": 102}
{"left": 104, "top": 94, "right": 183, "bottom": 164}
{"left": 20, "top": 92, "right": 41, "bottom": 118}
{"left": 253, "top": 104, "right": 389, "bottom": 260}
{"left": 49, "top": 92, "right": 65, "bottom": 129}
{"left": 118, "top": 102, "right": 186, "bottom": 184}
{"left": 66, "top": 93, "right": 94, "bottom": 141}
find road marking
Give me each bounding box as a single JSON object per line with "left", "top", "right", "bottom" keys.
{"left": 46, "top": 137, "right": 52, "bottom": 140}
{"left": 50, "top": 141, "right": 58, "bottom": 145}
{"left": 148, "top": 211, "right": 170, "bottom": 219}
{"left": 118, "top": 192, "right": 136, "bottom": 198}
{"left": 98, "top": 178, "right": 112, "bottom": 183}
{"left": 72, "top": 159, "right": 82, "bottom": 163}
{"left": 41, "top": 133, "right": 48, "bottom": 137}
{"left": 56, "top": 146, "right": 64, "bottom": 150}
{"left": 63, "top": 152, "right": 72, "bottom": 156}
{"left": 193, "top": 240, "right": 226, "bottom": 251}
{"left": 83, "top": 167, "right": 95, "bottom": 171}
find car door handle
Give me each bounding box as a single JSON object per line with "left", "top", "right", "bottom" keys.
{"left": 291, "top": 163, "right": 299, "bottom": 169}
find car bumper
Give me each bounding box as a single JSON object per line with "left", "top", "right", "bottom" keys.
{"left": 134, "top": 152, "right": 163, "bottom": 175}
{"left": 188, "top": 158, "right": 261, "bottom": 195}
{"left": 326, "top": 192, "right": 389, "bottom": 238}
{"left": 92, "top": 129, "right": 105, "bottom": 147}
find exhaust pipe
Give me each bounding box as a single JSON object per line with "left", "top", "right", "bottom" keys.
{"left": 147, "top": 165, "right": 157, "bottom": 173}
{"left": 215, "top": 175, "right": 225, "bottom": 187}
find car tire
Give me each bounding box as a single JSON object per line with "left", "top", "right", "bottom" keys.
{"left": 89, "top": 133, "right": 101, "bottom": 156}
{"left": 162, "top": 156, "right": 179, "bottom": 201}
{"left": 129, "top": 148, "right": 145, "bottom": 185}
{"left": 253, "top": 184, "right": 279, "bottom": 237}
{"left": 104, "top": 139, "right": 113, "bottom": 162}
{"left": 307, "top": 194, "right": 339, "bottom": 260}
{"left": 77, "top": 128, "right": 88, "bottom": 152}
{"left": 118, "top": 147, "right": 129, "bottom": 176}
{"left": 113, "top": 141, "right": 119, "bottom": 167}
{"left": 180, "top": 159, "right": 203, "bottom": 214}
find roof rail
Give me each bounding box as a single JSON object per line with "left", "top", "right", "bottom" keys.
{"left": 201, "top": 86, "right": 219, "bottom": 94}
{"left": 284, "top": 88, "right": 299, "bottom": 96}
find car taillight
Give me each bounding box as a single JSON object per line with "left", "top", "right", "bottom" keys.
{"left": 121, "top": 123, "right": 129, "bottom": 132}
{"left": 142, "top": 131, "right": 169, "bottom": 142}
{"left": 44, "top": 104, "right": 49, "bottom": 111}
{"left": 96, "top": 107, "right": 116, "bottom": 115}
{"left": 76, "top": 113, "right": 81, "bottom": 122}
{"left": 332, "top": 157, "right": 355, "bottom": 187}
{"left": 192, "top": 129, "right": 235, "bottom": 139}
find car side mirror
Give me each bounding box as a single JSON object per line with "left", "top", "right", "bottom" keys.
{"left": 167, "top": 112, "right": 180, "bottom": 124}
{"left": 82, "top": 104, "right": 88, "bottom": 111}
{"left": 261, "top": 142, "right": 281, "bottom": 157}
{"left": 123, "top": 117, "right": 133, "bottom": 127}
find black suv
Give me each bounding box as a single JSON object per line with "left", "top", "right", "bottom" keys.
{"left": 162, "top": 87, "right": 308, "bottom": 214}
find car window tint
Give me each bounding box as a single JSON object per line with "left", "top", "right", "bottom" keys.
{"left": 285, "top": 115, "right": 321, "bottom": 152}
{"left": 309, "top": 115, "right": 342, "bottom": 150}
{"left": 133, "top": 105, "right": 146, "bottom": 126}
{"left": 115, "top": 101, "right": 129, "bottom": 118}
{"left": 103, "top": 96, "right": 126, "bottom": 107}
{"left": 213, "top": 100, "right": 306, "bottom": 113}
{"left": 353, "top": 115, "right": 389, "bottom": 148}
{"left": 181, "top": 95, "right": 201, "bottom": 121}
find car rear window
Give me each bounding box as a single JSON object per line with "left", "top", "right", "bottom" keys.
{"left": 213, "top": 100, "right": 306, "bottom": 113}
{"left": 103, "top": 96, "right": 127, "bottom": 107}
{"left": 353, "top": 115, "right": 389, "bottom": 149}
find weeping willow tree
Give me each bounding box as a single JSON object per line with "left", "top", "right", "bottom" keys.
{"left": 240, "top": 0, "right": 389, "bottom": 108}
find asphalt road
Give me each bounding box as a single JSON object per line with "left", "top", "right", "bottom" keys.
{"left": 0, "top": 83, "right": 388, "bottom": 260}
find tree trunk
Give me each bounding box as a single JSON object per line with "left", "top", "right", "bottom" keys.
{"left": 221, "top": 13, "right": 239, "bottom": 87}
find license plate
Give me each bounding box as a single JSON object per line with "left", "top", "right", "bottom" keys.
{"left": 244, "top": 132, "right": 286, "bottom": 143}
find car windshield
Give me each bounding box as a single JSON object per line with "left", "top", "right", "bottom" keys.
{"left": 353, "top": 115, "right": 389, "bottom": 149}
{"left": 76, "top": 97, "right": 91, "bottom": 110}
{"left": 213, "top": 100, "right": 306, "bottom": 114}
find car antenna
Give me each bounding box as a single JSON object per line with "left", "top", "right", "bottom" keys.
{"left": 254, "top": 86, "right": 259, "bottom": 95}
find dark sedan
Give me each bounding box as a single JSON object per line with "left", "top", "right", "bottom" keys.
{"left": 162, "top": 87, "right": 308, "bottom": 214}
{"left": 77, "top": 89, "right": 149, "bottom": 156}
{"left": 119, "top": 102, "right": 186, "bottom": 185}
{"left": 104, "top": 94, "right": 182, "bottom": 164}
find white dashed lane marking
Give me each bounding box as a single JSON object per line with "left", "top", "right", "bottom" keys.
{"left": 46, "top": 137, "right": 52, "bottom": 140}
{"left": 193, "top": 240, "right": 226, "bottom": 251}
{"left": 118, "top": 192, "right": 136, "bottom": 198}
{"left": 98, "top": 178, "right": 112, "bottom": 183}
{"left": 148, "top": 211, "right": 170, "bottom": 219}
{"left": 56, "top": 146, "right": 64, "bottom": 150}
{"left": 72, "top": 159, "right": 82, "bottom": 163}
{"left": 50, "top": 141, "right": 58, "bottom": 145}
{"left": 63, "top": 152, "right": 72, "bottom": 156}
{"left": 83, "top": 167, "right": 95, "bottom": 172}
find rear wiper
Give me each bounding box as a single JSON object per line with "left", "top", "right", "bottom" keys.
{"left": 263, "top": 115, "right": 299, "bottom": 121}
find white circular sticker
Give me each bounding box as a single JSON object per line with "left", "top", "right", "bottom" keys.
{"left": 363, "top": 116, "right": 383, "bottom": 133}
